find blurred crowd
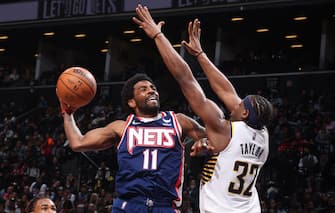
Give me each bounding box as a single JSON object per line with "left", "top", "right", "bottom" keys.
{"left": 0, "top": 78, "right": 334, "bottom": 213}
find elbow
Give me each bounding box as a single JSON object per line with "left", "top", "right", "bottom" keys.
{"left": 68, "top": 141, "right": 83, "bottom": 152}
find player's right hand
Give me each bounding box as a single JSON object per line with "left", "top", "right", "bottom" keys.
{"left": 132, "top": 4, "right": 165, "bottom": 39}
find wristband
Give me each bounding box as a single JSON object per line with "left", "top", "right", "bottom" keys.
{"left": 195, "top": 51, "right": 204, "bottom": 58}
{"left": 152, "top": 32, "right": 162, "bottom": 40}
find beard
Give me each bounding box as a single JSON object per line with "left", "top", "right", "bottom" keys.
{"left": 137, "top": 101, "right": 160, "bottom": 115}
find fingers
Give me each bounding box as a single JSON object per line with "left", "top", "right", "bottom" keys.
{"left": 190, "top": 138, "right": 216, "bottom": 157}
{"left": 132, "top": 16, "right": 142, "bottom": 25}
{"left": 196, "top": 20, "right": 202, "bottom": 38}
{"left": 134, "top": 4, "right": 163, "bottom": 38}
{"left": 157, "top": 21, "right": 165, "bottom": 30}
{"left": 143, "top": 5, "right": 153, "bottom": 20}
{"left": 135, "top": 4, "right": 145, "bottom": 19}
{"left": 192, "top": 19, "right": 201, "bottom": 38}
{"left": 192, "top": 19, "right": 198, "bottom": 36}
{"left": 181, "top": 40, "right": 188, "bottom": 47}
{"left": 135, "top": 4, "right": 152, "bottom": 23}
{"left": 188, "top": 21, "right": 192, "bottom": 36}
{"left": 58, "top": 97, "right": 77, "bottom": 115}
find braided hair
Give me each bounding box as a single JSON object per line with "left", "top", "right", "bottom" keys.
{"left": 250, "top": 95, "right": 274, "bottom": 128}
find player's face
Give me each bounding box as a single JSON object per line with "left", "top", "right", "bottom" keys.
{"left": 33, "top": 198, "right": 57, "bottom": 213}
{"left": 229, "top": 101, "right": 246, "bottom": 121}
{"left": 132, "top": 80, "right": 160, "bottom": 115}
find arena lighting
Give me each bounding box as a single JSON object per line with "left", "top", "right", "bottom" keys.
{"left": 0, "top": 35, "right": 8, "bottom": 40}
{"left": 285, "top": 34, "right": 298, "bottom": 39}
{"left": 294, "top": 16, "right": 308, "bottom": 21}
{"left": 290, "top": 44, "right": 303, "bottom": 48}
{"left": 43, "top": 32, "right": 55, "bottom": 36}
{"left": 130, "top": 38, "right": 142, "bottom": 42}
{"left": 74, "top": 33, "right": 86, "bottom": 38}
{"left": 231, "top": 17, "right": 244, "bottom": 21}
{"left": 256, "top": 28, "right": 269, "bottom": 33}
{"left": 100, "top": 49, "right": 108, "bottom": 53}
{"left": 105, "top": 40, "right": 109, "bottom": 44}
{"left": 0, "top": 48, "right": 5, "bottom": 52}
{"left": 123, "top": 30, "right": 135, "bottom": 34}
{"left": 172, "top": 43, "right": 182, "bottom": 48}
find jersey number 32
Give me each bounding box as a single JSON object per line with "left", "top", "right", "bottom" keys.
{"left": 228, "top": 161, "right": 260, "bottom": 196}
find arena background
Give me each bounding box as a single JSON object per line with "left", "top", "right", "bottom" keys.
{"left": 0, "top": 0, "right": 334, "bottom": 212}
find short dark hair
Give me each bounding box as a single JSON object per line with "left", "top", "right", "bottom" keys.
{"left": 121, "top": 73, "right": 155, "bottom": 114}
{"left": 251, "top": 95, "right": 274, "bottom": 128}
{"left": 25, "top": 196, "right": 52, "bottom": 213}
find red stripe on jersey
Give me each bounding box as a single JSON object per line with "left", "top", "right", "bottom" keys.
{"left": 117, "top": 114, "right": 134, "bottom": 150}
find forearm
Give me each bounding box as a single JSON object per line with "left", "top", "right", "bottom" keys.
{"left": 197, "top": 53, "right": 236, "bottom": 95}
{"left": 196, "top": 52, "right": 241, "bottom": 110}
{"left": 154, "top": 33, "right": 212, "bottom": 118}
{"left": 154, "top": 33, "right": 191, "bottom": 82}
{"left": 63, "top": 113, "right": 84, "bottom": 151}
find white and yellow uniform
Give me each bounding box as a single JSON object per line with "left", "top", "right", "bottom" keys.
{"left": 199, "top": 121, "right": 269, "bottom": 213}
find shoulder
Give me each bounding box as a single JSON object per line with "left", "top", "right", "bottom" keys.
{"left": 175, "top": 113, "right": 195, "bottom": 125}
{"left": 175, "top": 113, "right": 204, "bottom": 131}
{"left": 231, "top": 121, "right": 246, "bottom": 128}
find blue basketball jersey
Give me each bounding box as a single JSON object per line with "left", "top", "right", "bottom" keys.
{"left": 116, "top": 111, "right": 184, "bottom": 207}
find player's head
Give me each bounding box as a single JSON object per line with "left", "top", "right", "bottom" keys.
{"left": 25, "top": 196, "right": 57, "bottom": 213}
{"left": 230, "top": 95, "right": 274, "bottom": 129}
{"left": 121, "top": 73, "right": 160, "bottom": 115}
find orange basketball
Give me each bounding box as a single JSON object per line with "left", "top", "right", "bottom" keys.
{"left": 56, "top": 67, "right": 97, "bottom": 108}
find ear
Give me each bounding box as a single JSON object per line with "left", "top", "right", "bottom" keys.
{"left": 128, "top": 99, "right": 136, "bottom": 109}
{"left": 241, "top": 108, "right": 249, "bottom": 120}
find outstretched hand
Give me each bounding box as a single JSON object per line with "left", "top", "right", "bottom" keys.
{"left": 190, "top": 138, "right": 215, "bottom": 156}
{"left": 182, "top": 19, "right": 203, "bottom": 57}
{"left": 132, "top": 4, "right": 165, "bottom": 39}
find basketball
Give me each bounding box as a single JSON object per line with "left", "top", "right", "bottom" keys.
{"left": 56, "top": 67, "right": 97, "bottom": 108}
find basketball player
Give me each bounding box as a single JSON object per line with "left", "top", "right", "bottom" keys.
{"left": 25, "top": 196, "right": 57, "bottom": 213}
{"left": 58, "top": 73, "right": 206, "bottom": 213}
{"left": 133, "top": 5, "right": 274, "bottom": 213}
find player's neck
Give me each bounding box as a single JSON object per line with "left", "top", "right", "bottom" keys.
{"left": 135, "top": 112, "right": 162, "bottom": 122}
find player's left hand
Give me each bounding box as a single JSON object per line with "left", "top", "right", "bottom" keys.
{"left": 132, "top": 4, "right": 165, "bottom": 39}
{"left": 59, "top": 101, "right": 77, "bottom": 115}
{"left": 56, "top": 88, "right": 77, "bottom": 115}
{"left": 182, "top": 19, "right": 203, "bottom": 57}
{"left": 190, "top": 138, "right": 214, "bottom": 156}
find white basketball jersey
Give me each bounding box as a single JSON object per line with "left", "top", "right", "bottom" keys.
{"left": 199, "top": 121, "right": 269, "bottom": 213}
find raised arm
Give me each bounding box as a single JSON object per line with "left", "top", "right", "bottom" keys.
{"left": 132, "top": 5, "right": 231, "bottom": 151}
{"left": 182, "top": 19, "right": 241, "bottom": 111}
{"left": 62, "top": 113, "right": 123, "bottom": 152}
{"left": 58, "top": 100, "right": 123, "bottom": 152}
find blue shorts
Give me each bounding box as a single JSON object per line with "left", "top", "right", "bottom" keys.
{"left": 111, "top": 197, "right": 180, "bottom": 213}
